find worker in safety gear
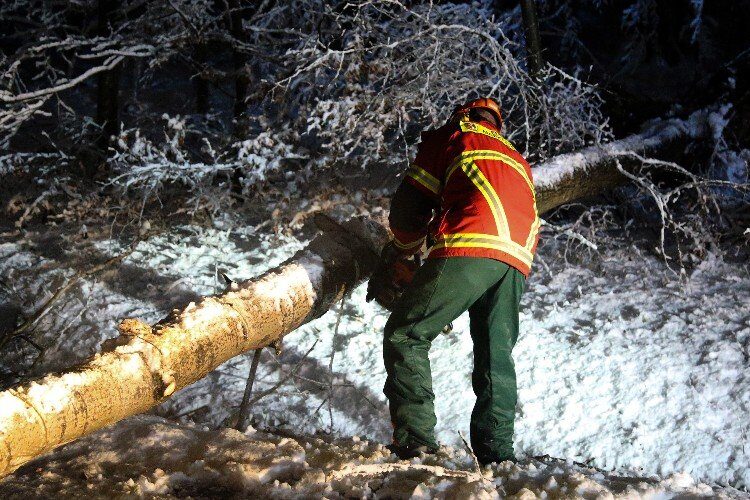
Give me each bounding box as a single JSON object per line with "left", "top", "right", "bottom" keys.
{"left": 367, "top": 97, "right": 539, "bottom": 464}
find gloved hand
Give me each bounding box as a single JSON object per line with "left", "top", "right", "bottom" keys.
{"left": 366, "top": 241, "right": 419, "bottom": 310}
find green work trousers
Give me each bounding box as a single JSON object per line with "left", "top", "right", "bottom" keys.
{"left": 383, "top": 257, "right": 525, "bottom": 463}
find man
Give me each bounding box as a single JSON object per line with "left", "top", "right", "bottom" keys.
{"left": 367, "top": 97, "right": 539, "bottom": 465}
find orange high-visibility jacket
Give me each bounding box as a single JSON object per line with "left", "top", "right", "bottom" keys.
{"left": 390, "top": 117, "right": 540, "bottom": 276}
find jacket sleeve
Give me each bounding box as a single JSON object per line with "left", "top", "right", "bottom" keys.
{"left": 388, "top": 182, "right": 436, "bottom": 255}
{"left": 388, "top": 129, "right": 446, "bottom": 254}
{"left": 403, "top": 132, "right": 443, "bottom": 199}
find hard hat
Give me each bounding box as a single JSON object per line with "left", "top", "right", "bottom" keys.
{"left": 457, "top": 97, "right": 503, "bottom": 127}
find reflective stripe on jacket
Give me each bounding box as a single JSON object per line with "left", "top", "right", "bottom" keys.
{"left": 393, "top": 118, "right": 539, "bottom": 276}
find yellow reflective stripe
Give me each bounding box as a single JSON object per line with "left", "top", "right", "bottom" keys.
{"left": 431, "top": 233, "right": 533, "bottom": 268}
{"left": 432, "top": 241, "right": 533, "bottom": 268}
{"left": 393, "top": 235, "right": 425, "bottom": 251}
{"left": 493, "top": 154, "right": 536, "bottom": 201}
{"left": 445, "top": 150, "right": 535, "bottom": 201}
{"left": 440, "top": 233, "right": 534, "bottom": 261}
{"left": 459, "top": 120, "right": 517, "bottom": 152}
{"left": 460, "top": 160, "right": 510, "bottom": 239}
{"left": 525, "top": 216, "right": 541, "bottom": 250}
{"left": 442, "top": 150, "right": 540, "bottom": 260}
{"left": 406, "top": 163, "right": 440, "bottom": 194}
{"left": 445, "top": 150, "right": 509, "bottom": 181}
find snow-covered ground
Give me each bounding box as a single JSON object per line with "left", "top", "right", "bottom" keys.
{"left": 0, "top": 222, "right": 748, "bottom": 493}
{"left": 2, "top": 414, "right": 745, "bottom": 499}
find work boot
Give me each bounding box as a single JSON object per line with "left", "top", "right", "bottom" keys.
{"left": 386, "top": 443, "right": 438, "bottom": 460}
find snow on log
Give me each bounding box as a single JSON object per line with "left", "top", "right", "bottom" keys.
{"left": 0, "top": 217, "right": 389, "bottom": 478}
{"left": 533, "top": 110, "right": 709, "bottom": 213}
{"left": 0, "top": 112, "right": 710, "bottom": 478}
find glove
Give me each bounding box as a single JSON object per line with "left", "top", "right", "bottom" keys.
{"left": 366, "top": 241, "right": 419, "bottom": 310}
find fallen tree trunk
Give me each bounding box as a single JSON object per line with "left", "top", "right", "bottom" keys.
{"left": 534, "top": 111, "right": 707, "bottom": 213}
{"left": 0, "top": 217, "right": 389, "bottom": 478}
{"left": 0, "top": 112, "right": 708, "bottom": 478}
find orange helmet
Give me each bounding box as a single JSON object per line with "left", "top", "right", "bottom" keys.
{"left": 455, "top": 97, "right": 503, "bottom": 128}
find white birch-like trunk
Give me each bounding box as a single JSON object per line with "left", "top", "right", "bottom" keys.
{"left": 0, "top": 217, "right": 389, "bottom": 477}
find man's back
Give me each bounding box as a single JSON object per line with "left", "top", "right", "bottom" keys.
{"left": 404, "top": 117, "right": 539, "bottom": 275}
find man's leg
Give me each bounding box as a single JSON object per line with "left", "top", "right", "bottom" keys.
{"left": 383, "top": 257, "right": 502, "bottom": 449}
{"left": 468, "top": 263, "right": 525, "bottom": 463}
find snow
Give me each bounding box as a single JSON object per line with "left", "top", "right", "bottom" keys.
{"left": 708, "top": 104, "right": 733, "bottom": 143}
{"left": 1, "top": 224, "right": 749, "bottom": 492}
{"left": 724, "top": 150, "right": 749, "bottom": 184}
{"left": 512, "top": 257, "right": 750, "bottom": 486}
{"left": 2, "top": 415, "right": 745, "bottom": 498}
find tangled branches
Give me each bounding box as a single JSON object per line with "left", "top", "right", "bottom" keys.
{"left": 615, "top": 152, "right": 748, "bottom": 273}
{"left": 276, "top": 0, "right": 610, "bottom": 168}
{"left": 0, "top": 0, "right": 612, "bottom": 216}
{"left": 540, "top": 146, "right": 749, "bottom": 279}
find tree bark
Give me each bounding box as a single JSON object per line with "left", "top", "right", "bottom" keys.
{"left": 0, "top": 217, "right": 388, "bottom": 478}
{"left": 0, "top": 113, "right": 707, "bottom": 478}
{"left": 193, "top": 43, "right": 210, "bottom": 115}
{"left": 95, "top": 0, "right": 121, "bottom": 148}
{"left": 227, "top": 0, "right": 248, "bottom": 121}
{"left": 520, "top": 0, "right": 543, "bottom": 78}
